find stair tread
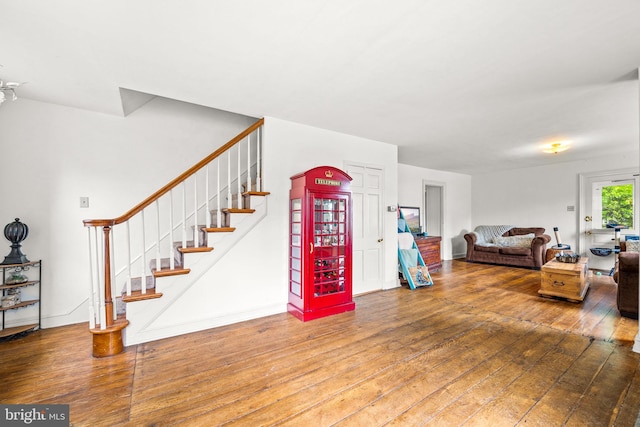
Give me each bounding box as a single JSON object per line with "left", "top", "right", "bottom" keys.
{"left": 122, "top": 290, "right": 164, "bottom": 303}
{"left": 178, "top": 246, "right": 213, "bottom": 253}
{"left": 203, "top": 227, "right": 236, "bottom": 233}
{"left": 152, "top": 267, "right": 190, "bottom": 278}
{"left": 222, "top": 208, "right": 255, "bottom": 214}
{"left": 244, "top": 191, "right": 270, "bottom": 196}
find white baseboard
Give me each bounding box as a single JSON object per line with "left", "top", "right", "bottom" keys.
{"left": 124, "top": 303, "right": 285, "bottom": 346}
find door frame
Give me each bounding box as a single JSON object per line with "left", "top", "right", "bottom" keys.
{"left": 578, "top": 167, "right": 639, "bottom": 254}
{"left": 423, "top": 180, "right": 445, "bottom": 237}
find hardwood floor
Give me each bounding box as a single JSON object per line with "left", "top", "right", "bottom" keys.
{"left": 1, "top": 259, "right": 639, "bottom": 426}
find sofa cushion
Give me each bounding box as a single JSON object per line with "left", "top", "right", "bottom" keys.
{"left": 508, "top": 227, "right": 545, "bottom": 236}
{"left": 472, "top": 225, "right": 515, "bottom": 245}
{"left": 626, "top": 240, "right": 640, "bottom": 252}
{"left": 499, "top": 247, "right": 532, "bottom": 256}
{"left": 492, "top": 234, "right": 535, "bottom": 248}
{"left": 474, "top": 245, "right": 500, "bottom": 253}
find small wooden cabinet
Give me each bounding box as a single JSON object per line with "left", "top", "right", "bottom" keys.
{"left": 414, "top": 236, "right": 442, "bottom": 272}
{"left": 1, "top": 260, "right": 41, "bottom": 339}
{"left": 288, "top": 166, "right": 355, "bottom": 321}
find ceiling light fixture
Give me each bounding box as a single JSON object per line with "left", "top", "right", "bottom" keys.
{"left": 543, "top": 142, "right": 570, "bottom": 154}
{"left": 0, "top": 78, "right": 21, "bottom": 105}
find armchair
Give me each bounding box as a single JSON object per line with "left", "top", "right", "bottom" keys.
{"left": 614, "top": 241, "right": 639, "bottom": 319}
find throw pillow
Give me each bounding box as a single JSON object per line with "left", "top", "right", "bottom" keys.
{"left": 492, "top": 233, "right": 535, "bottom": 248}
{"left": 626, "top": 240, "right": 640, "bottom": 253}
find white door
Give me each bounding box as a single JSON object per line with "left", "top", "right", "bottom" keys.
{"left": 580, "top": 169, "right": 639, "bottom": 272}
{"left": 346, "top": 163, "right": 384, "bottom": 294}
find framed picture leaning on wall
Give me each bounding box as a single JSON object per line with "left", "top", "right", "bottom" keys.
{"left": 399, "top": 206, "right": 421, "bottom": 234}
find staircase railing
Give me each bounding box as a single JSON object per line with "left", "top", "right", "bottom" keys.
{"left": 83, "top": 118, "right": 264, "bottom": 332}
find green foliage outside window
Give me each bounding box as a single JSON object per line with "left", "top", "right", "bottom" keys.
{"left": 601, "top": 184, "right": 633, "bottom": 228}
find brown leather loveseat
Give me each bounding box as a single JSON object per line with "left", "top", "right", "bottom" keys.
{"left": 464, "top": 226, "right": 551, "bottom": 270}
{"left": 613, "top": 241, "right": 639, "bottom": 319}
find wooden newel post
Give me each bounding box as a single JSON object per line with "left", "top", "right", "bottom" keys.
{"left": 89, "top": 223, "right": 128, "bottom": 357}
{"left": 103, "top": 225, "right": 114, "bottom": 327}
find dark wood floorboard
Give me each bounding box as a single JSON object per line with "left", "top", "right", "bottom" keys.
{"left": 1, "top": 259, "right": 638, "bottom": 426}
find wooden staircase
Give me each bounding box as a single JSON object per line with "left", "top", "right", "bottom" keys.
{"left": 118, "top": 194, "right": 265, "bottom": 307}
{"left": 84, "top": 119, "right": 267, "bottom": 357}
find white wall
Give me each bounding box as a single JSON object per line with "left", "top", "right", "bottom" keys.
{"left": 0, "top": 101, "right": 398, "bottom": 332}
{"left": 0, "top": 97, "right": 256, "bottom": 328}
{"left": 397, "top": 164, "right": 472, "bottom": 259}
{"left": 471, "top": 155, "right": 639, "bottom": 252}
{"left": 261, "top": 117, "right": 399, "bottom": 292}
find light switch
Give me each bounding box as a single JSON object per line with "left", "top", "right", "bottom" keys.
{"left": 80, "top": 197, "right": 90, "bottom": 208}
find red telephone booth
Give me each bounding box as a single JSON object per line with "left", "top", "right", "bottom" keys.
{"left": 288, "top": 166, "right": 355, "bottom": 321}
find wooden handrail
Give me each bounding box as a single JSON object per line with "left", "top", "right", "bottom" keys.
{"left": 83, "top": 118, "right": 264, "bottom": 228}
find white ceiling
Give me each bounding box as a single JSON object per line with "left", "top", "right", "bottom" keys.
{"left": 1, "top": 1, "right": 639, "bottom": 174}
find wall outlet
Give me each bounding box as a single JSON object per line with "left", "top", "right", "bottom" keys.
{"left": 80, "top": 197, "right": 90, "bottom": 208}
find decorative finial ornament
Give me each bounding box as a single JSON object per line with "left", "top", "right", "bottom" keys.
{"left": 1, "top": 218, "right": 30, "bottom": 264}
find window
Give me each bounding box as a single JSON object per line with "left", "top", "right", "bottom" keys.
{"left": 592, "top": 177, "right": 637, "bottom": 231}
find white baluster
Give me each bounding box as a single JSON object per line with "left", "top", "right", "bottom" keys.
{"left": 141, "top": 210, "right": 147, "bottom": 294}
{"left": 126, "top": 221, "right": 132, "bottom": 296}
{"left": 256, "top": 126, "right": 262, "bottom": 192}
{"left": 246, "top": 134, "right": 252, "bottom": 195}
{"left": 237, "top": 143, "right": 242, "bottom": 209}
{"left": 182, "top": 182, "right": 187, "bottom": 248}
{"left": 216, "top": 158, "right": 221, "bottom": 227}
{"left": 193, "top": 174, "right": 199, "bottom": 248}
{"left": 169, "top": 190, "right": 175, "bottom": 270}
{"left": 155, "top": 200, "right": 161, "bottom": 275}
{"left": 109, "top": 227, "right": 117, "bottom": 321}
{"left": 205, "top": 166, "right": 210, "bottom": 228}
{"left": 227, "top": 151, "right": 231, "bottom": 209}
{"left": 87, "top": 227, "right": 97, "bottom": 329}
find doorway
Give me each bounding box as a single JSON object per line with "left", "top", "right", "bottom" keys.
{"left": 424, "top": 183, "right": 444, "bottom": 237}
{"left": 579, "top": 168, "right": 639, "bottom": 271}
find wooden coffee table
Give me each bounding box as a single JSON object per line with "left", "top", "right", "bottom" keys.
{"left": 539, "top": 257, "right": 590, "bottom": 302}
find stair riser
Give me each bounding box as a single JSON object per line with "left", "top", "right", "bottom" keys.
{"left": 149, "top": 257, "right": 182, "bottom": 271}
{"left": 231, "top": 193, "right": 257, "bottom": 209}
{"left": 209, "top": 210, "right": 229, "bottom": 228}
